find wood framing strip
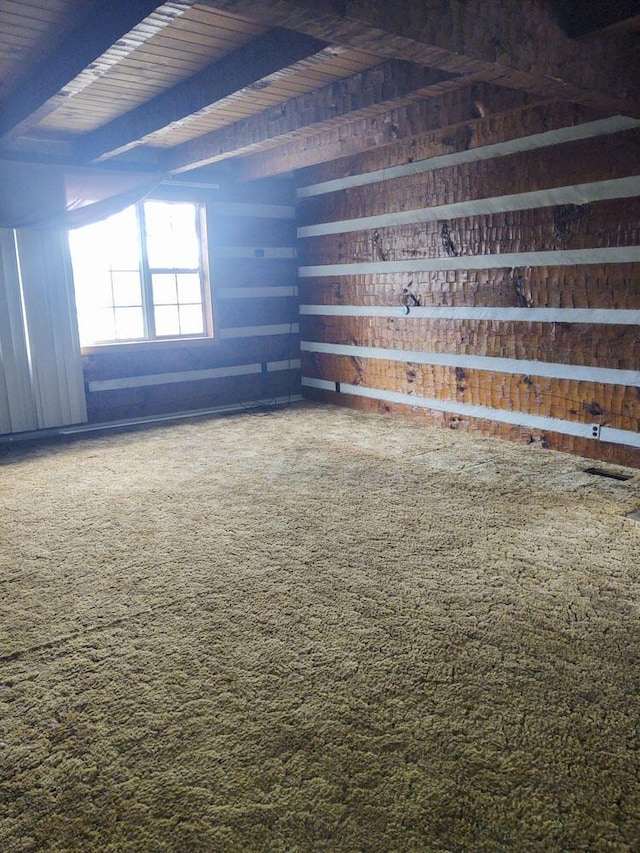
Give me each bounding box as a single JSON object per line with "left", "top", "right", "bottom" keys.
{"left": 82, "top": 336, "right": 300, "bottom": 381}
{"left": 89, "top": 358, "right": 301, "bottom": 391}
{"left": 300, "top": 316, "right": 639, "bottom": 371}
{"left": 300, "top": 341, "right": 640, "bottom": 388}
{"left": 220, "top": 322, "right": 299, "bottom": 338}
{"left": 300, "top": 305, "right": 640, "bottom": 325}
{"left": 300, "top": 378, "right": 640, "bottom": 449}
{"left": 293, "top": 103, "right": 611, "bottom": 187}
{"left": 302, "top": 387, "right": 640, "bottom": 469}
{"left": 300, "top": 196, "right": 640, "bottom": 264}
{"left": 86, "top": 369, "right": 298, "bottom": 423}
{"left": 298, "top": 247, "right": 640, "bottom": 277}
{"left": 301, "top": 351, "right": 640, "bottom": 432}
{"left": 297, "top": 128, "right": 640, "bottom": 227}
{"left": 298, "top": 264, "right": 640, "bottom": 311}
{"left": 297, "top": 116, "right": 640, "bottom": 197}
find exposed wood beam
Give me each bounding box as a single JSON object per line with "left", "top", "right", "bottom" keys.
{"left": 234, "top": 85, "right": 547, "bottom": 180}
{"left": 166, "top": 60, "right": 461, "bottom": 172}
{"left": 0, "top": 1, "right": 195, "bottom": 141}
{"left": 556, "top": 0, "right": 640, "bottom": 37}
{"left": 73, "top": 30, "right": 329, "bottom": 164}
{"left": 197, "top": 0, "right": 640, "bottom": 116}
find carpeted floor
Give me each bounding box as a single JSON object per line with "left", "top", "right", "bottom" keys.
{"left": 1, "top": 401, "right": 639, "bottom": 852}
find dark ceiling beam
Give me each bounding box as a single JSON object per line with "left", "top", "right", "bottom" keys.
{"left": 233, "top": 84, "right": 543, "bottom": 180}
{"left": 555, "top": 0, "right": 640, "bottom": 37}
{"left": 0, "top": 0, "right": 195, "bottom": 141}
{"left": 196, "top": 0, "right": 640, "bottom": 116}
{"left": 73, "top": 30, "right": 329, "bottom": 164}
{"left": 165, "top": 60, "right": 461, "bottom": 172}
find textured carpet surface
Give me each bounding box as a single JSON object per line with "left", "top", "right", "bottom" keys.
{"left": 1, "top": 402, "right": 639, "bottom": 852}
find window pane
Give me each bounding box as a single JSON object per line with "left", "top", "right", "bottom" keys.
{"left": 86, "top": 308, "right": 117, "bottom": 345}
{"left": 154, "top": 305, "right": 180, "bottom": 337}
{"left": 177, "top": 273, "right": 201, "bottom": 303}
{"left": 74, "top": 270, "right": 112, "bottom": 313}
{"left": 70, "top": 207, "right": 140, "bottom": 271}
{"left": 179, "top": 304, "right": 204, "bottom": 335}
{"left": 152, "top": 273, "right": 177, "bottom": 305}
{"left": 91, "top": 272, "right": 114, "bottom": 308}
{"left": 69, "top": 200, "right": 211, "bottom": 346}
{"left": 107, "top": 207, "right": 141, "bottom": 269}
{"left": 114, "top": 307, "right": 144, "bottom": 340}
{"left": 144, "top": 201, "right": 199, "bottom": 269}
{"left": 112, "top": 271, "right": 142, "bottom": 307}
{"left": 70, "top": 205, "right": 142, "bottom": 345}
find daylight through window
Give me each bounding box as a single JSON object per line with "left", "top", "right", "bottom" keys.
{"left": 69, "top": 200, "right": 210, "bottom": 346}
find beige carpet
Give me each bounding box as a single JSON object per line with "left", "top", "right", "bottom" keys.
{"left": 1, "top": 401, "right": 639, "bottom": 852}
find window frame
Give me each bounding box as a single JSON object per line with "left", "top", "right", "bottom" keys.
{"left": 72, "top": 198, "right": 214, "bottom": 352}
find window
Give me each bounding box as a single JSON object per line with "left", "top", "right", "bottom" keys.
{"left": 69, "top": 200, "right": 211, "bottom": 347}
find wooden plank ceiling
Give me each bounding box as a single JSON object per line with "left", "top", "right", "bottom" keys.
{"left": 0, "top": 0, "right": 638, "bottom": 181}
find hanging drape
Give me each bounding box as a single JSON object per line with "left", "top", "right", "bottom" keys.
{"left": 0, "top": 158, "right": 164, "bottom": 230}
{"left": 0, "top": 158, "right": 165, "bottom": 434}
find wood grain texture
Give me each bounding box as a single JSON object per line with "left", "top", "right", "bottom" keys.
{"left": 196, "top": 0, "right": 639, "bottom": 114}
{"left": 298, "top": 264, "right": 640, "bottom": 310}
{"left": 299, "top": 197, "right": 640, "bottom": 266}
{"left": 302, "top": 351, "right": 640, "bottom": 433}
{"left": 0, "top": 1, "right": 195, "bottom": 139}
{"left": 300, "top": 316, "right": 638, "bottom": 372}
{"left": 74, "top": 30, "right": 330, "bottom": 162}
{"left": 303, "top": 387, "right": 640, "bottom": 468}
{"left": 293, "top": 102, "right": 607, "bottom": 187}
{"left": 167, "top": 60, "right": 461, "bottom": 171}
{"left": 239, "top": 84, "right": 541, "bottom": 179}
{"left": 297, "top": 129, "right": 640, "bottom": 226}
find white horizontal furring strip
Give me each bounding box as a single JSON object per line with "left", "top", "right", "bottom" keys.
{"left": 299, "top": 246, "right": 640, "bottom": 277}
{"left": 304, "top": 377, "right": 336, "bottom": 392}
{"left": 208, "top": 202, "right": 295, "bottom": 219}
{"left": 89, "top": 364, "right": 261, "bottom": 392}
{"left": 301, "top": 378, "right": 640, "bottom": 449}
{"left": 218, "top": 286, "right": 298, "bottom": 299}
{"left": 600, "top": 426, "right": 640, "bottom": 448}
{"left": 268, "top": 359, "right": 302, "bottom": 372}
{"left": 88, "top": 359, "right": 302, "bottom": 392}
{"left": 296, "top": 116, "right": 640, "bottom": 198}
{"left": 297, "top": 176, "right": 640, "bottom": 238}
{"left": 220, "top": 323, "right": 299, "bottom": 339}
{"left": 299, "top": 305, "right": 640, "bottom": 325}
{"left": 212, "top": 247, "right": 297, "bottom": 259}
{"left": 300, "top": 340, "right": 640, "bottom": 387}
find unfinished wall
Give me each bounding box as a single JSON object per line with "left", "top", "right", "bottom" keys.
{"left": 297, "top": 103, "right": 640, "bottom": 467}
{"left": 83, "top": 178, "right": 300, "bottom": 424}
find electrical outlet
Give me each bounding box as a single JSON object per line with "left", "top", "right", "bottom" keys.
{"left": 591, "top": 423, "right": 601, "bottom": 440}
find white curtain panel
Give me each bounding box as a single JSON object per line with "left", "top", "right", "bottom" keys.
{"left": 0, "top": 227, "right": 87, "bottom": 434}
{"left": 0, "top": 158, "right": 164, "bottom": 435}
{"left": 0, "top": 159, "right": 163, "bottom": 229}
{"left": 0, "top": 229, "right": 38, "bottom": 433}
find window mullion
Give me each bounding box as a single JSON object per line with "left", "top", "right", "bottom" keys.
{"left": 137, "top": 203, "right": 155, "bottom": 339}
